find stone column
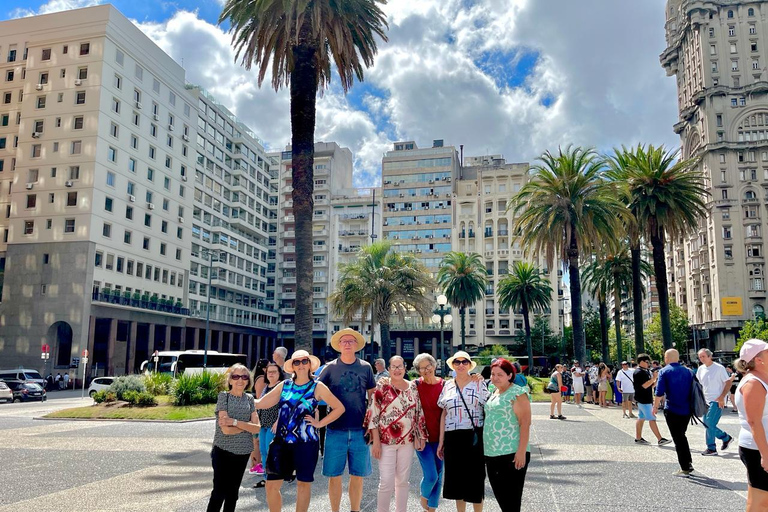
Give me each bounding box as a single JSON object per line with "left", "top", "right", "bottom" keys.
{"left": 247, "top": 335, "right": 253, "bottom": 368}
{"left": 193, "top": 328, "right": 200, "bottom": 350}
{"left": 127, "top": 322, "right": 137, "bottom": 374}
{"left": 217, "top": 330, "right": 224, "bottom": 352}
{"left": 164, "top": 325, "right": 171, "bottom": 351}
{"left": 107, "top": 318, "right": 118, "bottom": 377}
{"left": 396, "top": 337, "right": 402, "bottom": 355}
{"left": 148, "top": 324, "right": 156, "bottom": 352}
{"left": 180, "top": 327, "right": 187, "bottom": 350}
{"left": 432, "top": 336, "right": 438, "bottom": 359}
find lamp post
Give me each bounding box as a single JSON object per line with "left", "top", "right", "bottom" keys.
{"left": 432, "top": 294, "right": 453, "bottom": 377}
{"left": 202, "top": 249, "right": 216, "bottom": 370}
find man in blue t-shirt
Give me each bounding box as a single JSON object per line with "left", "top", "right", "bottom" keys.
{"left": 653, "top": 348, "right": 694, "bottom": 476}
{"left": 318, "top": 328, "right": 376, "bottom": 512}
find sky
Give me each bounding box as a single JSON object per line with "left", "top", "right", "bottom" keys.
{"left": 5, "top": 0, "right": 679, "bottom": 188}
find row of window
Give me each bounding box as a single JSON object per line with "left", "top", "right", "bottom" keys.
{"left": 94, "top": 251, "right": 184, "bottom": 288}
{"left": 3, "top": 42, "right": 89, "bottom": 64}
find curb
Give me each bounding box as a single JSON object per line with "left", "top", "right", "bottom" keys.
{"left": 33, "top": 415, "right": 215, "bottom": 423}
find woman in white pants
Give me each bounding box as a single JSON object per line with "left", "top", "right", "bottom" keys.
{"left": 367, "top": 356, "right": 427, "bottom": 512}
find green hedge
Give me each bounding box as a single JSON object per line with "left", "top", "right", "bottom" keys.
{"left": 108, "top": 375, "right": 146, "bottom": 400}
{"left": 144, "top": 373, "right": 172, "bottom": 396}
{"left": 172, "top": 372, "right": 225, "bottom": 406}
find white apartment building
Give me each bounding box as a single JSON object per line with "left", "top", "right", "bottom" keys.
{"left": 0, "top": 5, "right": 278, "bottom": 376}
{"left": 661, "top": 1, "right": 768, "bottom": 355}
{"left": 455, "top": 155, "right": 561, "bottom": 352}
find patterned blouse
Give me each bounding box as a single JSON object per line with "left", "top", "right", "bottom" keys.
{"left": 366, "top": 379, "right": 427, "bottom": 445}
{"left": 483, "top": 384, "right": 530, "bottom": 457}
{"left": 437, "top": 379, "right": 490, "bottom": 431}
{"left": 275, "top": 379, "right": 319, "bottom": 444}
{"left": 214, "top": 391, "right": 256, "bottom": 455}
{"left": 257, "top": 384, "right": 280, "bottom": 428}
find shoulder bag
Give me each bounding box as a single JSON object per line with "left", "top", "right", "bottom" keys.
{"left": 455, "top": 382, "right": 481, "bottom": 447}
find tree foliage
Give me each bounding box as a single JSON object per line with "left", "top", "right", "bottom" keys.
{"left": 736, "top": 319, "right": 768, "bottom": 352}
{"left": 646, "top": 301, "right": 689, "bottom": 360}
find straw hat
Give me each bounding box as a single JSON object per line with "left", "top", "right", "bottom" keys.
{"left": 283, "top": 349, "right": 321, "bottom": 373}
{"left": 445, "top": 350, "right": 477, "bottom": 371}
{"left": 330, "top": 328, "right": 368, "bottom": 352}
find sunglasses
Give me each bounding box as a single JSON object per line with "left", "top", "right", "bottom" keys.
{"left": 230, "top": 374, "right": 250, "bottom": 381}
{"left": 293, "top": 358, "right": 311, "bottom": 366}
{"left": 452, "top": 359, "right": 471, "bottom": 366}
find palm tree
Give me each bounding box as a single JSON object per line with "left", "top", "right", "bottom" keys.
{"left": 622, "top": 145, "right": 707, "bottom": 350}
{"left": 329, "top": 242, "right": 435, "bottom": 362}
{"left": 437, "top": 252, "right": 488, "bottom": 352}
{"left": 219, "top": 0, "right": 388, "bottom": 351}
{"left": 606, "top": 147, "right": 647, "bottom": 356}
{"left": 582, "top": 256, "right": 612, "bottom": 362}
{"left": 497, "top": 262, "right": 552, "bottom": 374}
{"left": 508, "top": 146, "right": 625, "bottom": 365}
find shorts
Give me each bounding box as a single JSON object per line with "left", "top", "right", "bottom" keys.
{"left": 740, "top": 446, "right": 768, "bottom": 492}
{"left": 591, "top": 383, "right": 599, "bottom": 392}
{"left": 623, "top": 393, "right": 635, "bottom": 403}
{"left": 598, "top": 382, "right": 608, "bottom": 392}
{"left": 322, "top": 428, "right": 371, "bottom": 477}
{"left": 266, "top": 439, "right": 320, "bottom": 482}
{"left": 637, "top": 403, "right": 656, "bottom": 420}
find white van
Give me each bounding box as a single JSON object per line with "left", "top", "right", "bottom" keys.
{"left": 0, "top": 368, "right": 47, "bottom": 389}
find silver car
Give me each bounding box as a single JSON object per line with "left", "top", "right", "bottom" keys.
{"left": 87, "top": 377, "right": 115, "bottom": 398}
{"left": 0, "top": 381, "right": 12, "bottom": 402}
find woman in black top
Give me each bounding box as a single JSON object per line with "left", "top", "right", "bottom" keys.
{"left": 253, "top": 362, "right": 285, "bottom": 487}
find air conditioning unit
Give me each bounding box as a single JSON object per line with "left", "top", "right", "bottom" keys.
{"left": 135, "top": 101, "right": 142, "bottom": 109}
{"left": 447, "top": 177, "right": 452, "bottom": 182}
{"left": 446, "top": 194, "right": 451, "bottom": 198}
{"left": 181, "top": 175, "right": 188, "bottom": 182}
{"left": 407, "top": 207, "right": 412, "bottom": 211}
{"left": 128, "top": 194, "right": 136, "bottom": 202}
{"left": 415, "top": 249, "right": 422, "bottom": 253}
{"left": 31, "top": 132, "right": 40, "bottom": 138}
{"left": 427, "top": 235, "right": 433, "bottom": 239}
{"left": 65, "top": 181, "right": 74, "bottom": 187}
{"left": 178, "top": 216, "right": 184, "bottom": 223}
{"left": 413, "top": 236, "right": 420, "bottom": 240}
{"left": 168, "top": 124, "right": 174, "bottom": 131}
{"left": 429, "top": 180, "right": 434, "bottom": 184}
{"left": 393, "top": 235, "right": 399, "bottom": 240}
{"left": 399, "top": 193, "right": 404, "bottom": 198}
{"left": 25, "top": 183, "right": 33, "bottom": 190}
{"left": 153, "top": 114, "right": 159, "bottom": 121}
{"left": 182, "top": 135, "right": 189, "bottom": 142}
{"left": 74, "top": 79, "right": 82, "bottom": 86}
{"left": 35, "top": 84, "right": 43, "bottom": 90}
{"left": 147, "top": 202, "right": 155, "bottom": 210}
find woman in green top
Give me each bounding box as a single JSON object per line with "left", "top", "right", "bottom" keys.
{"left": 483, "top": 358, "right": 531, "bottom": 512}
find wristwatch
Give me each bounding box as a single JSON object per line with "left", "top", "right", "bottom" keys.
{"left": 232, "top": 419, "right": 238, "bottom": 427}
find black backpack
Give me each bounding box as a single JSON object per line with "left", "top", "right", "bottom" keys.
{"left": 689, "top": 372, "right": 708, "bottom": 425}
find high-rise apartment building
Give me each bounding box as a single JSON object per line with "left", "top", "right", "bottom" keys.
{"left": 0, "top": 6, "right": 278, "bottom": 375}
{"left": 661, "top": 1, "right": 768, "bottom": 355}
{"left": 455, "top": 155, "right": 560, "bottom": 349}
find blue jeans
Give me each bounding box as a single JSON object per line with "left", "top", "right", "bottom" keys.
{"left": 415, "top": 441, "right": 443, "bottom": 509}
{"left": 259, "top": 427, "right": 275, "bottom": 469}
{"left": 703, "top": 401, "right": 730, "bottom": 451}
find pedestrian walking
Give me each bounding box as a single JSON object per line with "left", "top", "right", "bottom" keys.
{"left": 63, "top": 372, "right": 70, "bottom": 390}
{"left": 616, "top": 361, "right": 636, "bottom": 418}
{"left": 317, "top": 328, "right": 376, "bottom": 512}
{"left": 571, "top": 362, "right": 585, "bottom": 406}
{"left": 413, "top": 353, "right": 445, "bottom": 512}
{"left": 367, "top": 356, "right": 427, "bottom": 512}
{"left": 632, "top": 354, "right": 670, "bottom": 446}
{"left": 207, "top": 364, "right": 261, "bottom": 512}
{"left": 437, "top": 350, "right": 489, "bottom": 511}
{"left": 252, "top": 361, "right": 286, "bottom": 487}
{"left": 547, "top": 365, "right": 566, "bottom": 419}
{"left": 696, "top": 348, "right": 735, "bottom": 456}
{"left": 255, "top": 350, "right": 345, "bottom": 512}
{"left": 653, "top": 349, "right": 695, "bottom": 477}
{"left": 734, "top": 339, "right": 768, "bottom": 512}
{"left": 484, "top": 358, "right": 531, "bottom": 512}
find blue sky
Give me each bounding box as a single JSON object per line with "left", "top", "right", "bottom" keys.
{"left": 4, "top": 0, "right": 677, "bottom": 188}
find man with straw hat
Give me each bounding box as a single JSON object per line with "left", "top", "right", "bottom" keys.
{"left": 317, "top": 328, "right": 376, "bottom": 512}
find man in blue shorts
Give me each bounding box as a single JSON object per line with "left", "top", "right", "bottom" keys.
{"left": 632, "top": 354, "right": 671, "bottom": 446}
{"left": 317, "top": 328, "right": 376, "bottom": 512}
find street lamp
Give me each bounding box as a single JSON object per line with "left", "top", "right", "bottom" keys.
{"left": 202, "top": 249, "right": 217, "bottom": 370}
{"left": 432, "top": 294, "right": 453, "bottom": 376}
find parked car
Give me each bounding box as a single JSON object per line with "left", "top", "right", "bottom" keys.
{"left": 87, "top": 377, "right": 116, "bottom": 398}
{"left": 9, "top": 382, "right": 47, "bottom": 402}
{"left": 0, "top": 369, "right": 47, "bottom": 390}
{"left": 0, "top": 381, "right": 12, "bottom": 402}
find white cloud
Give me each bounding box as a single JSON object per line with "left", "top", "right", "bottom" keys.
{"left": 10, "top": 0, "right": 104, "bottom": 18}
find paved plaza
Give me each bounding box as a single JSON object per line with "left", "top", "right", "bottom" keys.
{"left": 0, "top": 397, "right": 747, "bottom": 511}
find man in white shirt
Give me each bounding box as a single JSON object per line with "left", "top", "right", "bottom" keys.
{"left": 616, "top": 361, "right": 636, "bottom": 419}
{"left": 588, "top": 364, "right": 599, "bottom": 404}
{"left": 696, "top": 348, "right": 735, "bottom": 456}
{"left": 571, "top": 362, "right": 585, "bottom": 406}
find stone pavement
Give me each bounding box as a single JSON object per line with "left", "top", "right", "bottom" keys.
{"left": 0, "top": 400, "right": 748, "bottom": 511}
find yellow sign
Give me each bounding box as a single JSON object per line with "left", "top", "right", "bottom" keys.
{"left": 721, "top": 297, "right": 744, "bottom": 316}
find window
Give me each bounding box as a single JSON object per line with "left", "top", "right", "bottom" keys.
{"left": 5, "top": 70, "right": 13, "bottom": 82}
{"left": 104, "top": 197, "right": 113, "bottom": 212}
{"left": 124, "top": 230, "right": 131, "bottom": 244}
{"left": 64, "top": 219, "right": 75, "bottom": 233}
{"left": 146, "top": 191, "right": 153, "bottom": 203}
{"left": 732, "top": 60, "right": 739, "bottom": 71}
{"left": 34, "top": 120, "right": 43, "bottom": 133}
{"left": 125, "top": 206, "right": 133, "bottom": 220}
{"left": 3, "top": 92, "right": 10, "bottom": 104}
{"left": 106, "top": 171, "right": 115, "bottom": 187}
{"left": 143, "top": 237, "right": 150, "bottom": 250}
{"left": 70, "top": 141, "right": 82, "bottom": 155}
{"left": 110, "top": 123, "right": 119, "bottom": 138}
{"left": 115, "top": 49, "right": 124, "bottom": 66}
{"left": 75, "top": 91, "right": 86, "bottom": 105}
{"left": 112, "top": 98, "right": 120, "bottom": 113}
{"left": 729, "top": 26, "right": 736, "bottom": 37}
{"left": 147, "top": 168, "right": 154, "bottom": 181}
{"left": 32, "top": 144, "right": 41, "bottom": 157}
{"left": 41, "top": 48, "right": 51, "bottom": 60}
{"left": 127, "top": 181, "right": 135, "bottom": 195}
{"left": 69, "top": 166, "right": 80, "bottom": 179}
{"left": 176, "top": 248, "right": 182, "bottom": 260}
{"left": 73, "top": 116, "right": 84, "bottom": 129}
{"left": 102, "top": 223, "right": 111, "bottom": 238}
{"left": 67, "top": 192, "right": 77, "bottom": 206}
{"left": 725, "top": 246, "right": 733, "bottom": 259}
{"left": 128, "top": 158, "right": 136, "bottom": 173}
{"left": 751, "top": 25, "right": 758, "bottom": 35}
{"left": 26, "top": 194, "right": 36, "bottom": 208}
{"left": 160, "top": 243, "right": 166, "bottom": 256}
{"left": 79, "top": 43, "right": 90, "bottom": 56}
{"left": 723, "top": 226, "right": 732, "bottom": 239}
{"left": 149, "top": 146, "right": 156, "bottom": 159}
{"left": 153, "top": 78, "right": 160, "bottom": 93}
{"left": 749, "top": 7, "right": 755, "bottom": 16}
{"left": 711, "top": 44, "right": 717, "bottom": 55}
{"left": 0, "top": 138, "right": 5, "bottom": 150}
{"left": 113, "top": 74, "right": 121, "bottom": 89}
{"left": 144, "top": 213, "right": 151, "bottom": 227}
{"left": 48, "top": 193, "right": 54, "bottom": 203}
{"left": 24, "top": 221, "right": 34, "bottom": 235}
{"left": 135, "top": 64, "right": 143, "bottom": 81}
{"left": 78, "top": 67, "right": 88, "bottom": 80}
{"left": 752, "top": 42, "right": 758, "bottom": 52}
{"left": 7, "top": 49, "right": 16, "bottom": 62}
{"left": 28, "top": 168, "right": 38, "bottom": 183}
{"left": 722, "top": 189, "right": 729, "bottom": 199}
{"left": 728, "top": 9, "right": 734, "bottom": 18}
{"left": 177, "top": 227, "right": 183, "bottom": 239}
{"left": 37, "top": 96, "right": 46, "bottom": 108}
{"left": 161, "top": 220, "right": 168, "bottom": 233}
{"left": 107, "top": 147, "right": 117, "bottom": 162}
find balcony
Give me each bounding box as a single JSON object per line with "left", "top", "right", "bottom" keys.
{"left": 313, "top": 214, "right": 329, "bottom": 222}
{"left": 282, "top": 276, "right": 297, "bottom": 284}
{"left": 282, "top": 292, "right": 296, "bottom": 300}
{"left": 279, "top": 323, "right": 295, "bottom": 332}
{"left": 281, "top": 260, "right": 296, "bottom": 268}
{"left": 485, "top": 308, "right": 495, "bottom": 315}
{"left": 313, "top": 230, "right": 329, "bottom": 237}
{"left": 468, "top": 231, "right": 475, "bottom": 238}
{"left": 497, "top": 249, "right": 509, "bottom": 258}
{"left": 283, "top": 231, "right": 295, "bottom": 238}
{"left": 281, "top": 185, "right": 293, "bottom": 194}
{"left": 499, "top": 329, "right": 511, "bottom": 335}
{"left": 459, "top": 231, "right": 466, "bottom": 238}
{"left": 485, "top": 250, "right": 495, "bottom": 258}
{"left": 279, "top": 307, "right": 296, "bottom": 315}
{"left": 313, "top": 323, "right": 328, "bottom": 331}
{"left": 750, "top": 288, "right": 767, "bottom": 298}
{"left": 92, "top": 292, "right": 190, "bottom": 316}
{"left": 339, "top": 230, "right": 369, "bottom": 237}
{"left": 498, "top": 230, "right": 509, "bottom": 236}
{"left": 284, "top": 200, "right": 293, "bottom": 208}
{"left": 486, "top": 330, "right": 496, "bottom": 336}
{"left": 281, "top": 246, "right": 296, "bottom": 254}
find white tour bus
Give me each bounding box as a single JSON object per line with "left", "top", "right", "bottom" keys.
{"left": 140, "top": 350, "right": 247, "bottom": 377}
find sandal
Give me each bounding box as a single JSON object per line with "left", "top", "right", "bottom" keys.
{"left": 550, "top": 415, "right": 556, "bottom": 419}
{"left": 253, "top": 480, "right": 266, "bottom": 489}
{"left": 557, "top": 415, "right": 567, "bottom": 420}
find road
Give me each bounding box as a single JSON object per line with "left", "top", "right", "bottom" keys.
{"left": 0, "top": 399, "right": 748, "bottom": 511}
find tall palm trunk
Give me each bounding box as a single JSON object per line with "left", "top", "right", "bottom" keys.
{"left": 599, "top": 298, "right": 609, "bottom": 362}
{"left": 380, "top": 321, "right": 392, "bottom": 362}
{"left": 650, "top": 227, "right": 673, "bottom": 350}
{"left": 460, "top": 306, "right": 466, "bottom": 352}
{"left": 290, "top": 31, "right": 318, "bottom": 353}
{"left": 613, "top": 283, "right": 623, "bottom": 363}
{"left": 631, "top": 244, "right": 645, "bottom": 355}
{"left": 568, "top": 231, "right": 586, "bottom": 365}
{"left": 522, "top": 301, "right": 533, "bottom": 375}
